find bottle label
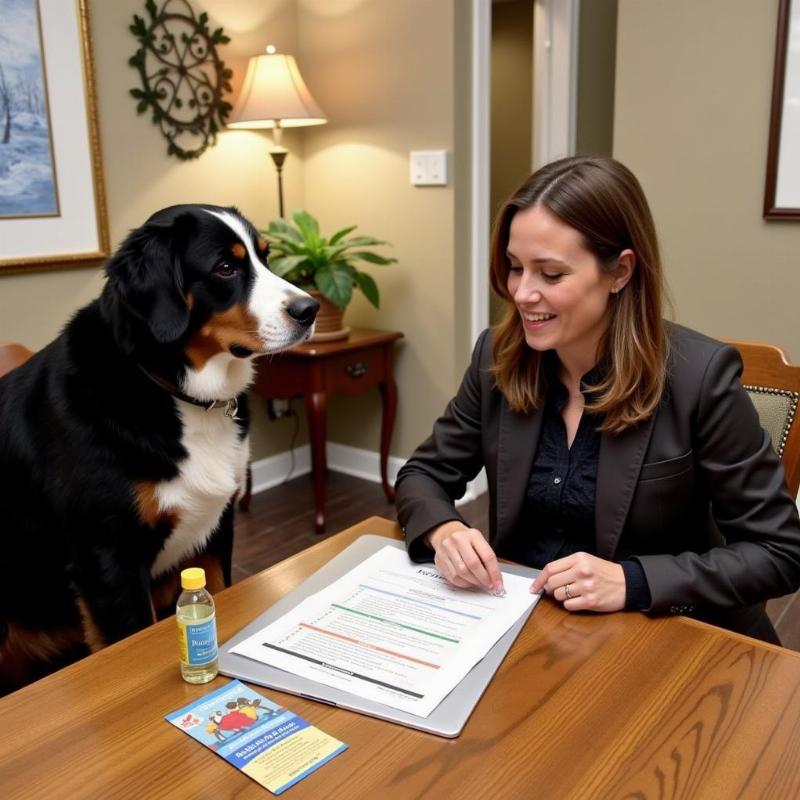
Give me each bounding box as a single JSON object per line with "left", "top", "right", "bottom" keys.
{"left": 177, "top": 613, "right": 218, "bottom": 666}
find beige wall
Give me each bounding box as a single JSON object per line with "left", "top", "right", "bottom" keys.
{"left": 297, "top": 0, "right": 460, "bottom": 457}
{"left": 9, "top": 1, "right": 796, "bottom": 470}
{"left": 0, "top": 0, "right": 306, "bottom": 458}
{"left": 614, "top": 0, "right": 800, "bottom": 356}
{"left": 0, "top": 0, "right": 305, "bottom": 348}
{"left": 1, "top": 0, "right": 467, "bottom": 463}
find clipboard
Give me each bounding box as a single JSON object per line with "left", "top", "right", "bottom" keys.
{"left": 219, "top": 535, "right": 539, "bottom": 738}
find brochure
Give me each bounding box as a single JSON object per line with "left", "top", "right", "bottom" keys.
{"left": 165, "top": 679, "right": 347, "bottom": 794}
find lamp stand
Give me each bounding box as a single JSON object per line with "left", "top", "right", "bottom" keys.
{"left": 269, "top": 147, "right": 288, "bottom": 218}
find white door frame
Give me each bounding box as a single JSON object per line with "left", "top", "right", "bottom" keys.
{"left": 469, "top": 0, "right": 580, "bottom": 346}
{"left": 532, "top": 0, "right": 580, "bottom": 168}
{"left": 470, "top": 0, "right": 492, "bottom": 346}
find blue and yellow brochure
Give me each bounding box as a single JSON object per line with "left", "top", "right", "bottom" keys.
{"left": 165, "top": 679, "right": 347, "bottom": 794}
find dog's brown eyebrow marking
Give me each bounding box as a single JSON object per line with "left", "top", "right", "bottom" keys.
{"left": 257, "top": 238, "right": 268, "bottom": 253}
{"left": 230, "top": 242, "right": 246, "bottom": 260}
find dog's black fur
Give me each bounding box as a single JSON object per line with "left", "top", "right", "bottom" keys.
{"left": 0, "top": 204, "right": 317, "bottom": 694}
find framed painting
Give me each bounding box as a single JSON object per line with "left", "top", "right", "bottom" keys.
{"left": 764, "top": 0, "right": 800, "bottom": 220}
{"left": 0, "top": 0, "right": 109, "bottom": 274}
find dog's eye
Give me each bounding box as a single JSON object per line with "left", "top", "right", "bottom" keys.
{"left": 214, "top": 261, "right": 237, "bottom": 278}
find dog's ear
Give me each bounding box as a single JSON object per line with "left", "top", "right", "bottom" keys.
{"left": 106, "top": 213, "right": 192, "bottom": 343}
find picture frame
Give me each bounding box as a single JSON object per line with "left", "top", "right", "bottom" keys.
{"left": 764, "top": 0, "right": 800, "bottom": 220}
{"left": 0, "top": 0, "right": 109, "bottom": 275}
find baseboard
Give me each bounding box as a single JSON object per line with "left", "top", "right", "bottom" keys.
{"left": 249, "top": 446, "right": 311, "bottom": 494}
{"left": 326, "top": 442, "right": 405, "bottom": 486}
{"left": 249, "top": 443, "right": 489, "bottom": 505}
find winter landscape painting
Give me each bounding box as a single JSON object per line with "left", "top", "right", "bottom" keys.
{"left": 0, "top": 0, "right": 59, "bottom": 218}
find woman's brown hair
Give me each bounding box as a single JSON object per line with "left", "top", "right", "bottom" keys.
{"left": 490, "top": 156, "right": 668, "bottom": 433}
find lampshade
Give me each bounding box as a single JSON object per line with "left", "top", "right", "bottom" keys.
{"left": 228, "top": 53, "right": 327, "bottom": 129}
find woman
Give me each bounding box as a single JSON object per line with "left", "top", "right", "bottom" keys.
{"left": 395, "top": 156, "right": 800, "bottom": 643}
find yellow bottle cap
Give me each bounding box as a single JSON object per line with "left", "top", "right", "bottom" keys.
{"left": 181, "top": 567, "right": 206, "bottom": 590}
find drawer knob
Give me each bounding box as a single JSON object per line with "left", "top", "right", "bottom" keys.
{"left": 346, "top": 361, "right": 368, "bottom": 378}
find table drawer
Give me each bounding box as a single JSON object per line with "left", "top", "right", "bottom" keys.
{"left": 324, "top": 347, "right": 385, "bottom": 394}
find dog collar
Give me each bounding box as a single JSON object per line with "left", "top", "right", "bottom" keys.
{"left": 138, "top": 365, "right": 240, "bottom": 419}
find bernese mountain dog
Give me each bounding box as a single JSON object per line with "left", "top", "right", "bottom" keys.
{"left": 0, "top": 204, "right": 318, "bottom": 694}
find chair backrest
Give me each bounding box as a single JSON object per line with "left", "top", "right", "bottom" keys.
{"left": 725, "top": 339, "right": 800, "bottom": 498}
{"left": 0, "top": 342, "right": 33, "bottom": 378}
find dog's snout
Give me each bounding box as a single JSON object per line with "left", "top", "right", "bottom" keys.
{"left": 286, "top": 295, "right": 320, "bottom": 326}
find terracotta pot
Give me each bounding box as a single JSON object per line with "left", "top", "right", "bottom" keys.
{"left": 308, "top": 290, "right": 350, "bottom": 342}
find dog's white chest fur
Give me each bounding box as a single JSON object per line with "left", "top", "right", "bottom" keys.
{"left": 150, "top": 402, "right": 248, "bottom": 577}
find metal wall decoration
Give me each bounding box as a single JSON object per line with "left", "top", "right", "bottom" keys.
{"left": 129, "top": 0, "right": 233, "bottom": 160}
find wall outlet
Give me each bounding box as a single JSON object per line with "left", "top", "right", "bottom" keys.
{"left": 267, "top": 399, "right": 291, "bottom": 420}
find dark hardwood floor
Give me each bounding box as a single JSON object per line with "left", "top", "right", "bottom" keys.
{"left": 233, "top": 471, "right": 800, "bottom": 651}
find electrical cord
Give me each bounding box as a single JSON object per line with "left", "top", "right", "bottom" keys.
{"left": 283, "top": 399, "right": 300, "bottom": 483}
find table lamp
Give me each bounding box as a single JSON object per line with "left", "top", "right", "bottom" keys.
{"left": 228, "top": 46, "right": 327, "bottom": 217}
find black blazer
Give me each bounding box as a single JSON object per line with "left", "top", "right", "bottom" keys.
{"left": 396, "top": 323, "right": 800, "bottom": 641}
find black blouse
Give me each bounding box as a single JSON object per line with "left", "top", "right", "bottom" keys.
{"left": 506, "top": 353, "right": 651, "bottom": 611}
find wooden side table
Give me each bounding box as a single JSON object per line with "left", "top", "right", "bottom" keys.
{"left": 249, "top": 328, "right": 403, "bottom": 533}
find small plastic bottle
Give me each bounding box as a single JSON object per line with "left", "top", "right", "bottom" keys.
{"left": 176, "top": 567, "right": 219, "bottom": 684}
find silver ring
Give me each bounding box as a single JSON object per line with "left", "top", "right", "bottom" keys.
{"left": 564, "top": 583, "right": 573, "bottom": 599}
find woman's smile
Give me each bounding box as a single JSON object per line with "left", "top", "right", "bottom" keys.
{"left": 521, "top": 311, "right": 557, "bottom": 330}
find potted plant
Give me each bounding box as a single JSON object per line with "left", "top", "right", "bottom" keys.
{"left": 264, "top": 210, "right": 397, "bottom": 340}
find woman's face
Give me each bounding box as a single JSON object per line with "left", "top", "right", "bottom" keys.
{"left": 506, "top": 205, "right": 619, "bottom": 365}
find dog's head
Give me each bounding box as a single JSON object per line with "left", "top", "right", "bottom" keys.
{"left": 104, "top": 204, "right": 319, "bottom": 396}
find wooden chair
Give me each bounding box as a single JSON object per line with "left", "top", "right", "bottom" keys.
{"left": 0, "top": 342, "right": 33, "bottom": 378}
{"left": 725, "top": 339, "right": 800, "bottom": 498}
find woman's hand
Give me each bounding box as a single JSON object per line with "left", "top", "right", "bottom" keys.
{"left": 530, "top": 552, "right": 626, "bottom": 613}
{"left": 426, "top": 521, "right": 505, "bottom": 594}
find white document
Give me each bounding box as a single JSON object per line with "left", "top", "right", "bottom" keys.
{"left": 231, "top": 545, "right": 539, "bottom": 717}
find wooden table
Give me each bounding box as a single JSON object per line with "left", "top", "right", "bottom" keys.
{"left": 250, "top": 328, "right": 403, "bottom": 533}
{"left": 2, "top": 516, "right": 800, "bottom": 799}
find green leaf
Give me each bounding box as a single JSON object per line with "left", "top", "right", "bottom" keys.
{"left": 267, "top": 219, "right": 302, "bottom": 242}
{"left": 319, "top": 243, "right": 350, "bottom": 263}
{"left": 292, "top": 210, "right": 322, "bottom": 246}
{"left": 338, "top": 236, "right": 389, "bottom": 248}
{"left": 354, "top": 271, "right": 380, "bottom": 308}
{"left": 269, "top": 254, "right": 309, "bottom": 278}
{"left": 329, "top": 225, "right": 357, "bottom": 245}
{"left": 350, "top": 251, "right": 397, "bottom": 265}
{"left": 316, "top": 263, "right": 354, "bottom": 308}
{"left": 267, "top": 239, "right": 305, "bottom": 258}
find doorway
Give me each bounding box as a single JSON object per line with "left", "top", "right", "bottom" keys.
{"left": 485, "top": 0, "right": 618, "bottom": 327}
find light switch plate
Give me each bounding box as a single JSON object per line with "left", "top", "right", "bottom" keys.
{"left": 410, "top": 150, "right": 448, "bottom": 186}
